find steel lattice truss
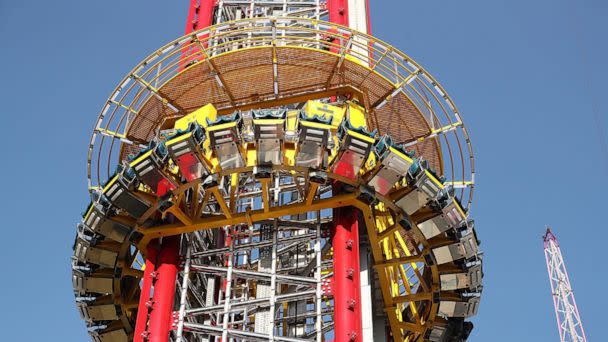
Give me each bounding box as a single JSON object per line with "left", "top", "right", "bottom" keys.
{"left": 214, "top": 0, "right": 327, "bottom": 23}
{"left": 543, "top": 229, "right": 587, "bottom": 342}
{"left": 173, "top": 175, "right": 332, "bottom": 341}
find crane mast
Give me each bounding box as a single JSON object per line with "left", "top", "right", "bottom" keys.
{"left": 543, "top": 228, "right": 587, "bottom": 342}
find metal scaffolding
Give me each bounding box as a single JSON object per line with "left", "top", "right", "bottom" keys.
{"left": 174, "top": 208, "right": 330, "bottom": 341}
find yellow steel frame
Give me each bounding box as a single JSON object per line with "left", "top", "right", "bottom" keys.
{"left": 83, "top": 115, "right": 466, "bottom": 341}
{"left": 107, "top": 100, "right": 447, "bottom": 341}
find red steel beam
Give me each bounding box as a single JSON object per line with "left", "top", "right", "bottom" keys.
{"left": 328, "top": 0, "right": 349, "bottom": 25}
{"left": 133, "top": 241, "right": 159, "bottom": 342}
{"left": 328, "top": 2, "right": 363, "bottom": 341}
{"left": 332, "top": 208, "right": 363, "bottom": 342}
{"left": 147, "top": 235, "right": 181, "bottom": 342}
{"left": 185, "top": 0, "right": 215, "bottom": 34}
{"left": 185, "top": 0, "right": 198, "bottom": 34}
{"left": 198, "top": 0, "right": 215, "bottom": 31}
{"left": 182, "top": 1, "right": 216, "bottom": 68}
{"left": 328, "top": 0, "right": 349, "bottom": 101}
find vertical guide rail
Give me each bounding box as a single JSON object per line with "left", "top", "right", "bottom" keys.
{"left": 543, "top": 228, "right": 587, "bottom": 342}
{"left": 175, "top": 243, "right": 192, "bottom": 341}
{"left": 268, "top": 219, "right": 279, "bottom": 341}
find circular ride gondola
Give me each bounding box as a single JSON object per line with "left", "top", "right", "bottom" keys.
{"left": 72, "top": 17, "right": 482, "bottom": 342}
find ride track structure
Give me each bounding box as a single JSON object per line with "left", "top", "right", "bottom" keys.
{"left": 72, "top": 1, "right": 483, "bottom": 342}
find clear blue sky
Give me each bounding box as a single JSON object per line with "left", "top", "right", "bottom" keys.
{"left": 0, "top": 0, "right": 606, "bottom": 340}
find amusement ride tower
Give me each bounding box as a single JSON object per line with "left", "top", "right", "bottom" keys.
{"left": 72, "top": 1, "right": 483, "bottom": 341}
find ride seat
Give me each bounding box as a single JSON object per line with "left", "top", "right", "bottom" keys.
{"left": 368, "top": 136, "right": 414, "bottom": 195}
{"left": 166, "top": 123, "right": 209, "bottom": 182}
{"left": 438, "top": 297, "right": 480, "bottom": 318}
{"left": 78, "top": 302, "right": 120, "bottom": 322}
{"left": 89, "top": 328, "right": 128, "bottom": 342}
{"left": 102, "top": 167, "right": 151, "bottom": 218}
{"left": 431, "top": 231, "right": 479, "bottom": 265}
{"left": 207, "top": 112, "right": 245, "bottom": 170}
{"left": 83, "top": 204, "right": 131, "bottom": 243}
{"left": 252, "top": 109, "right": 286, "bottom": 166}
{"left": 72, "top": 269, "right": 114, "bottom": 295}
{"left": 73, "top": 236, "right": 118, "bottom": 269}
{"left": 129, "top": 142, "right": 176, "bottom": 193}
{"left": 439, "top": 264, "right": 483, "bottom": 291}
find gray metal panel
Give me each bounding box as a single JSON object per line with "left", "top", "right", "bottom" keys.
{"left": 428, "top": 325, "right": 447, "bottom": 342}
{"left": 85, "top": 277, "right": 114, "bottom": 294}
{"left": 432, "top": 245, "right": 460, "bottom": 265}
{"left": 257, "top": 139, "right": 283, "bottom": 165}
{"left": 461, "top": 233, "right": 479, "bottom": 259}
{"left": 90, "top": 329, "right": 128, "bottom": 342}
{"left": 396, "top": 189, "right": 428, "bottom": 215}
{"left": 383, "top": 150, "right": 412, "bottom": 174}
{"left": 296, "top": 141, "right": 324, "bottom": 168}
{"left": 369, "top": 149, "right": 412, "bottom": 195}
{"left": 442, "top": 199, "right": 466, "bottom": 228}
{"left": 468, "top": 264, "right": 483, "bottom": 289}
{"left": 418, "top": 215, "right": 451, "bottom": 240}
{"left": 79, "top": 303, "right": 119, "bottom": 322}
{"left": 415, "top": 171, "right": 442, "bottom": 200}
{"left": 368, "top": 168, "right": 401, "bottom": 195}
{"left": 215, "top": 141, "right": 245, "bottom": 169}
{"left": 438, "top": 297, "right": 480, "bottom": 318}
{"left": 96, "top": 218, "right": 130, "bottom": 243}
{"left": 440, "top": 264, "right": 482, "bottom": 291}
{"left": 74, "top": 238, "right": 118, "bottom": 268}
{"left": 439, "top": 273, "right": 469, "bottom": 291}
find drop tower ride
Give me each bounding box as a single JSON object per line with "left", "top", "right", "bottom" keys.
{"left": 72, "top": 1, "right": 484, "bottom": 341}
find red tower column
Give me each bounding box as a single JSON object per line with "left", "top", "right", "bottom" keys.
{"left": 133, "top": 241, "right": 159, "bottom": 342}
{"left": 185, "top": 0, "right": 215, "bottom": 34}
{"left": 328, "top": 0, "right": 349, "bottom": 25}
{"left": 332, "top": 208, "right": 363, "bottom": 342}
{"left": 138, "top": 2, "right": 218, "bottom": 340}
{"left": 182, "top": 1, "right": 216, "bottom": 66}
{"left": 328, "top": 2, "right": 363, "bottom": 340}
{"left": 147, "top": 235, "right": 181, "bottom": 342}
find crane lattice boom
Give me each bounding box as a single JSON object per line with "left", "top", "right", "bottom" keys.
{"left": 543, "top": 228, "right": 587, "bottom": 342}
